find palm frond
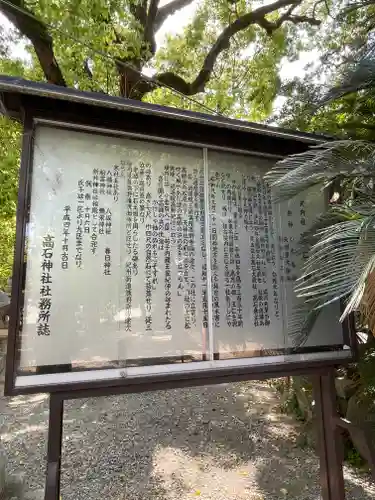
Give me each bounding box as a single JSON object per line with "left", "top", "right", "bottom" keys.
{"left": 340, "top": 1, "right": 375, "bottom": 17}
{"left": 287, "top": 299, "right": 322, "bottom": 348}
{"left": 361, "top": 270, "right": 375, "bottom": 336}
{"left": 348, "top": 192, "right": 375, "bottom": 212}
{"left": 298, "top": 205, "right": 361, "bottom": 251}
{"left": 288, "top": 207, "right": 375, "bottom": 346}
{"left": 265, "top": 140, "right": 375, "bottom": 203}
{"left": 319, "top": 39, "right": 375, "bottom": 106}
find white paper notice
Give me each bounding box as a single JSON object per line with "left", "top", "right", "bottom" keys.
{"left": 18, "top": 126, "right": 346, "bottom": 371}
{"left": 208, "top": 151, "right": 343, "bottom": 358}
{"left": 20, "top": 126, "right": 207, "bottom": 369}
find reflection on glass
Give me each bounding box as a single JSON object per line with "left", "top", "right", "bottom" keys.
{"left": 207, "top": 151, "right": 344, "bottom": 360}
{"left": 19, "top": 126, "right": 208, "bottom": 374}
{"left": 16, "top": 126, "right": 347, "bottom": 380}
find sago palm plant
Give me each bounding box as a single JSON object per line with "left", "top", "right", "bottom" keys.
{"left": 265, "top": 40, "right": 375, "bottom": 345}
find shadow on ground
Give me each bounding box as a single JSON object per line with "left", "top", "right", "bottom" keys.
{"left": 1, "top": 380, "right": 374, "bottom": 500}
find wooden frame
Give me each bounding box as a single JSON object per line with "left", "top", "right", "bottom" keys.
{"left": 0, "top": 76, "right": 355, "bottom": 396}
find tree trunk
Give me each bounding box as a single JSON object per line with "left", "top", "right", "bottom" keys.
{"left": 117, "top": 60, "right": 152, "bottom": 100}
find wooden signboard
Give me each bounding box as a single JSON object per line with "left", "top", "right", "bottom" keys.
{"left": 0, "top": 76, "right": 355, "bottom": 500}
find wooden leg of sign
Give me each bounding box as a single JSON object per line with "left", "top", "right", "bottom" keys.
{"left": 321, "top": 372, "right": 346, "bottom": 499}
{"left": 45, "top": 394, "right": 64, "bottom": 500}
{"left": 313, "top": 373, "right": 330, "bottom": 500}
{"left": 312, "top": 372, "right": 345, "bottom": 500}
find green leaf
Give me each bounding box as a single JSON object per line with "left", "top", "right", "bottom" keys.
{"left": 265, "top": 140, "right": 375, "bottom": 203}
{"left": 288, "top": 206, "right": 375, "bottom": 345}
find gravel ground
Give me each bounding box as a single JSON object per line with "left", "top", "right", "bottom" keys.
{"left": 1, "top": 380, "right": 374, "bottom": 500}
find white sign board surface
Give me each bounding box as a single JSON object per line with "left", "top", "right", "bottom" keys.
{"left": 17, "top": 125, "right": 347, "bottom": 380}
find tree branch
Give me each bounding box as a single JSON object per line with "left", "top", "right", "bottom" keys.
{"left": 255, "top": 4, "right": 297, "bottom": 34}
{"left": 129, "top": 0, "right": 147, "bottom": 27}
{"left": 148, "top": 0, "right": 160, "bottom": 25}
{"left": 152, "top": 0, "right": 321, "bottom": 96}
{"left": 144, "top": 0, "right": 160, "bottom": 54}
{"left": 288, "top": 15, "right": 321, "bottom": 26}
{"left": 155, "top": 0, "right": 195, "bottom": 32}
{"left": 342, "top": 122, "right": 375, "bottom": 131}
{"left": 83, "top": 58, "right": 105, "bottom": 93}
{"left": 312, "top": 0, "right": 324, "bottom": 18}
{"left": 0, "top": 0, "right": 66, "bottom": 86}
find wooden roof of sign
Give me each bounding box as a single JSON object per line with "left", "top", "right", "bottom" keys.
{"left": 0, "top": 75, "right": 329, "bottom": 158}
